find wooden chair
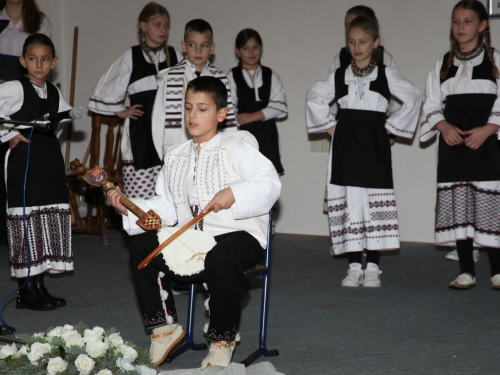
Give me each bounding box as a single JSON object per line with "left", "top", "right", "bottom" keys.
{"left": 165, "top": 211, "right": 279, "bottom": 366}
{"left": 67, "top": 113, "right": 123, "bottom": 244}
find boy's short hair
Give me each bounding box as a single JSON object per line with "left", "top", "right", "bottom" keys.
{"left": 184, "top": 19, "right": 213, "bottom": 41}
{"left": 186, "top": 76, "right": 227, "bottom": 111}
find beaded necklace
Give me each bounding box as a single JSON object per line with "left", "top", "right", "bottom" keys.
{"left": 351, "top": 59, "right": 377, "bottom": 78}
{"left": 456, "top": 43, "right": 484, "bottom": 61}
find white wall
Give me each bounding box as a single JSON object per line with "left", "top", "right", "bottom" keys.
{"left": 34, "top": 0, "right": 500, "bottom": 243}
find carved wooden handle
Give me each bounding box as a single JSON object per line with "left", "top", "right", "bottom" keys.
{"left": 70, "top": 158, "right": 161, "bottom": 231}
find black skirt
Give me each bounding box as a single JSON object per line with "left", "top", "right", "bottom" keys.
{"left": 438, "top": 94, "right": 500, "bottom": 183}
{"left": 330, "top": 109, "right": 393, "bottom": 189}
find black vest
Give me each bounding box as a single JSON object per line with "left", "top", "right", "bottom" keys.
{"left": 334, "top": 64, "right": 390, "bottom": 103}
{"left": 440, "top": 50, "right": 496, "bottom": 84}
{"left": 231, "top": 65, "right": 272, "bottom": 113}
{"left": 129, "top": 45, "right": 177, "bottom": 86}
{"left": 11, "top": 76, "right": 59, "bottom": 122}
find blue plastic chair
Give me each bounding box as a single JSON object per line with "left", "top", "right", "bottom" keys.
{"left": 165, "top": 211, "right": 278, "bottom": 366}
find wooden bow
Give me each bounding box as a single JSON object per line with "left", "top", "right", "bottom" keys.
{"left": 70, "top": 159, "right": 161, "bottom": 231}
{"left": 137, "top": 207, "right": 214, "bottom": 270}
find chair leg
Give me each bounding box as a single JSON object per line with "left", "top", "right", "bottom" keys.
{"left": 240, "top": 272, "right": 279, "bottom": 367}
{"left": 165, "top": 283, "right": 207, "bottom": 363}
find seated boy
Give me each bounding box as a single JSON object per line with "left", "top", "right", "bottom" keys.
{"left": 108, "top": 76, "right": 281, "bottom": 368}
{"left": 151, "top": 18, "right": 237, "bottom": 162}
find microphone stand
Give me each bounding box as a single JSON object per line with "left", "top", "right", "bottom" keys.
{"left": 0, "top": 118, "right": 54, "bottom": 131}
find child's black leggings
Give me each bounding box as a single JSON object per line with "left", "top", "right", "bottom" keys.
{"left": 347, "top": 250, "right": 380, "bottom": 265}
{"left": 456, "top": 238, "right": 500, "bottom": 277}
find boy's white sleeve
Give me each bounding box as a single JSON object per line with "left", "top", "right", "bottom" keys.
{"left": 226, "top": 140, "right": 281, "bottom": 220}
{"left": 121, "top": 164, "right": 178, "bottom": 235}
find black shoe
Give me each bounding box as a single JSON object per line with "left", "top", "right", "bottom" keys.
{"left": 16, "top": 276, "right": 58, "bottom": 311}
{"left": 35, "top": 274, "right": 66, "bottom": 307}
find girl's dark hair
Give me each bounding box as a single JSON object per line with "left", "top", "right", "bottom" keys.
{"left": 138, "top": 2, "right": 172, "bottom": 69}
{"left": 346, "top": 5, "right": 378, "bottom": 23}
{"left": 22, "top": 33, "right": 56, "bottom": 57}
{"left": 346, "top": 15, "right": 382, "bottom": 64}
{"left": 186, "top": 76, "right": 227, "bottom": 111}
{"left": 235, "top": 28, "right": 263, "bottom": 49}
{"left": 0, "top": 0, "right": 45, "bottom": 34}
{"left": 441, "top": 0, "right": 498, "bottom": 79}
{"left": 235, "top": 28, "right": 263, "bottom": 63}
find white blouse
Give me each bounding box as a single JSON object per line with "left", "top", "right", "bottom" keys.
{"left": 306, "top": 65, "right": 423, "bottom": 138}
{"left": 88, "top": 47, "right": 183, "bottom": 115}
{"left": 420, "top": 49, "right": 500, "bottom": 142}
{"left": 0, "top": 9, "right": 51, "bottom": 57}
{"left": 227, "top": 66, "right": 287, "bottom": 121}
{"left": 0, "top": 80, "right": 71, "bottom": 142}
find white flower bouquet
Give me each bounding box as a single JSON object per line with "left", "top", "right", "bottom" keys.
{"left": 0, "top": 323, "right": 158, "bottom": 375}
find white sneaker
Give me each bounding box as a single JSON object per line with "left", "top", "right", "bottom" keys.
{"left": 150, "top": 324, "right": 186, "bottom": 365}
{"left": 449, "top": 273, "right": 476, "bottom": 289}
{"left": 363, "top": 266, "right": 382, "bottom": 288}
{"left": 445, "top": 249, "right": 480, "bottom": 262}
{"left": 491, "top": 274, "right": 500, "bottom": 290}
{"left": 201, "top": 341, "right": 235, "bottom": 369}
{"left": 341, "top": 265, "right": 364, "bottom": 287}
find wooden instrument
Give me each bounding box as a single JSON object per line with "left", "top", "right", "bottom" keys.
{"left": 70, "top": 158, "right": 216, "bottom": 275}
{"left": 69, "top": 159, "right": 161, "bottom": 231}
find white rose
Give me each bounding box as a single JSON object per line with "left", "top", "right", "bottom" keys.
{"left": 135, "top": 364, "right": 157, "bottom": 375}
{"left": 118, "top": 344, "right": 138, "bottom": 363}
{"left": 96, "top": 370, "right": 113, "bottom": 375}
{"left": 62, "top": 324, "right": 74, "bottom": 331}
{"left": 0, "top": 343, "right": 18, "bottom": 359}
{"left": 17, "top": 345, "right": 30, "bottom": 356}
{"left": 85, "top": 340, "right": 108, "bottom": 358}
{"left": 83, "top": 327, "right": 105, "bottom": 343}
{"left": 105, "top": 333, "right": 124, "bottom": 348}
{"left": 47, "top": 356, "right": 68, "bottom": 375}
{"left": 74, "top": 354, "right": 95, "bottom": 375}
{"left": 47, "top": 326, "right": 65, "bottom": 338}
{"left": 116, "top": 357, "right": 135, "bottom": 372}
{"left": 27, "top": 342, "right": 52, "bottom": 364}
{"left": 65, "top": 333, "right": 85, "bottom": 348}
{"left": 61, "top": 329, "right": 78, "bottom": 340}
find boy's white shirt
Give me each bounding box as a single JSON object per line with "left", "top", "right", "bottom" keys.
{"left": 121, "top": 131, "right": 281, "bottom": 248}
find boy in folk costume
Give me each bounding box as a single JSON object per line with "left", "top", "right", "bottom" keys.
{"left": 151, "top": 19, "right": 237, "bottom": 161}
{"left": 107, "top": 77, "right": 280, "bottom": 368}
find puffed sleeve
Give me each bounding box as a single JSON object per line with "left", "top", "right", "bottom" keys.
{"left": 0, "top": 81, "right": 23, "bottom": 143}
{"left": 121, "top": 163, "right": 178, "bottom": 235}
{"left": 489, "top": 49, "right": 500, "bottom": 130}
{"left": 306, "top": 71, "right": 337, "bottom": 133}
{"left": 419, "top": 57, "right": 446, "bottom": 142}
{"left": 384, "top": 67, "right": 423, "bottom": 139}
{"left": 88, "top": 49, "right": 133, "bottom": 115}
{"left": 264, "top": 71, "right": 287, "bottom": 118}
{"left": 226, "top": 135, "right": 281, "bottom": 220}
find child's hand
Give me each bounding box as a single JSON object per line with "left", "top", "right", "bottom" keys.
{"left": 434, "top": 121, "right": 465, "bottom": 146}
{"left": 463, "top": 124, "right": 500, "bottom": 150}
{"left": 107, "top": 186, "right": 128, "bottom": 216}
{"left": 8, "top": 133, "right": 30, "bottom": 150}
{"left": 326, "top": 126, "right": 335, "bottom": 136}
{"left": 116, "top": 104, "right": 144, "bottom": 119}
{"left": 237, "top": 111, "right": 264, "bottom": 125}
{"left": 387, "top": 130, "right": 395, "bottom": 146}
{"left": 203, "top": 188, "right": 235, "bottom": 213}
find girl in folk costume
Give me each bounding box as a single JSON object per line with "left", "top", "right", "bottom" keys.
{"left": 0, "top": 0, "right": 51, "bottom": 82}
{"left": 151, "top": 19, "right": 237, "bottom": 162}
{"left": 0, "top": 33, "right": 72, "bottom": 310}
{"left": 420, "top": 0, "right": 500, "bottom": 290}
{"left": 88, "top": 2, "right": 182, "bottom": 199}
{"left": 306, "top": 16, "right": 422, "bottom": 287}
{"left": 227, "top": 28, "right": 287, "bottom": 174}
{"left": 328, "top": 5, "right": 397, "bottom": 74}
